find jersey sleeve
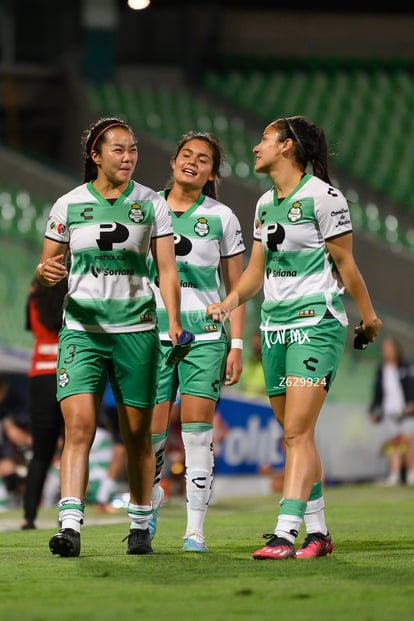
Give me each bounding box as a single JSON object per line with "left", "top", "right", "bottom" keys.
{"left": 151, "top": 194, "right": 173, "bottom": 238}
{"left": 45, "top": 196, "right": 70, "bottom": 243}
{"left": 220, "top": 208, "right": 246, "bottom": 257}
{"left": 315, "top": 185, "right": 352, "bottom": 240}
{"left": 253, "top": 199, "right": 263, "bottom": 242}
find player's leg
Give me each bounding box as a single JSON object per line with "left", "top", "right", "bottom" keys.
{"left": 49, "top": 329, "right": 106, "bottom": 558}
{"left": 113, "top": 330, "right": 160, "bottom": 554}
{"left": 179, "top": 339, "right": 227, "bottom": 552}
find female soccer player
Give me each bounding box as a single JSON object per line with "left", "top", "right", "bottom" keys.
{"left": 207, "top": 116, "right": 382, "bottom": 559}
{"left": 35, "top": 116, "right": 183, "bottom": 557}
{"left": 148, "top": 131, "right": 246, "bottom": 551}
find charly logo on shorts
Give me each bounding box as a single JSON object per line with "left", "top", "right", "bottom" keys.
{"left": 194, "top": 217, "right": 209, "bottom": 237}
{"left": 287, "top": 202, "right": 302, "bottom": 222}
{"left": 129, "top": 203, "right": 144, "bottom": 223}
{"left": 58, "top": 367, "right": 69, "bottom": 388}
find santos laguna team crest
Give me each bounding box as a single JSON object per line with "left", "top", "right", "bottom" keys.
{"left": 194, "top": 217, "right": 209, "bottom": 237}
{"left": 128, "top": 203, "right": 144, "bottom": 223}
{"left": 58, "top": 367, "right": 69, "bottom": 388}
{"left": 287, "top": 202, "right": 303, "bottom": 222}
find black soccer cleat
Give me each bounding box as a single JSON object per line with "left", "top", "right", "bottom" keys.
{"left": 123, "top": 528, "right": 153, "bottom": 555}
{"left": 49, "top": 528, "right": 81, "bottom": 557}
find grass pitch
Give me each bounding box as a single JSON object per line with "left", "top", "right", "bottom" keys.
{"left": 1, "top": 484, "right": 413, "bottom": 621}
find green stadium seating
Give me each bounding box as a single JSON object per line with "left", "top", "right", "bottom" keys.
{"left": 85, "top": 79, "right": 414, "bottom": 255}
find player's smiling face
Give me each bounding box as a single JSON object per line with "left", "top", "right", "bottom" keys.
{"left": 253, "top": 125, "right": 281, "bottom": 174}
{"left": 172, "top": 139, "right": 215, "bottom": 190}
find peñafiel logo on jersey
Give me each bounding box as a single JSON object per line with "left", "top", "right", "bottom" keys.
{"left": 129, "top": 203, "right": 144, "bottom": 223}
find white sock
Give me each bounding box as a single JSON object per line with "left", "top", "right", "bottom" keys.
{"left": 151, "top": 483, "right": 164, "bottom": 508}
{"left": 96, "top": 477, "right": 117, "bottom": 505}
{"left": 127, "top": 503, "right": 152, "bottom": 530}
{"left": 58, "top": 497, "right": 85, "bottom": 532}
{"left": 303, "top": 497, "right": 328, "bottom": 535}
{"left": 151, "top": 432, "right": 168, "bottom": 487}
{"left": 181, "top": 423, "right": 214, "bottom": 538}
{"left": 275, "top": 497, "right": 306, "bottom": 544}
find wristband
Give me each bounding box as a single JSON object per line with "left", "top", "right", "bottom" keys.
{"left": 231, "top": 338, "right": 243, "bottom": 350}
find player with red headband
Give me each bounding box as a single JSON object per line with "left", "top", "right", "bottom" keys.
{"left": 35, "top": 117, "right": 184, "bottom": 557}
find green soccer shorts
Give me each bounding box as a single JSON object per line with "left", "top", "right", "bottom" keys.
{"left": 156, "top": 336, "right": 227, "bottom": 404}
{"left": 56, "top": 327, "right": 161, "bottom": 408}
{"left": 260, "top": 317, "right": 347, "bottom": 396}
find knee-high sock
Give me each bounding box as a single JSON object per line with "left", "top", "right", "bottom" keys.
{"left": 181, "top": 422, "right": 214, "bottom": 537}
{"left": 303, "top": 481, "right": 328, "bottom": 535}
{"left": 275, "top": 497, "right": 306, "bottom": 544}
{"left": 151, "top": 431, "right": 168, "bottom": 506}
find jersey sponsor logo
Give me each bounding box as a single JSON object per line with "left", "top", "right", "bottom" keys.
{"left": 266, "top": 267, "right": 297, "bottom": 278}
{"left": 96, "top": 222, "right": 129, "bottom": 251}
{"left": 334, "top": 216, "right": 351, "bottom": 228}
{"left": 80, "top": 207, "right": 94, "bottom": 220}
{"left": 49, "top": 221, "right": 67, "bottom": 236}
{"left": 94, "top": 254, "right": 126, "bottom": 261}
{"left": 263, "top": 326, "right": 310, "bottom": 346}
{"left": 58, "top": 367, "right": 69, "bottom": 388}
{"left": 287, "top": 202, "right": 302, "bottom": 222}
{"left": 90, "top": 265, "right": 134, "bottom": 278}
{"left": 194, "top": 217, "right": 209, "bottom": 237}
{"left": 331, "top": 207, "right": 351, "bottom": 228}
{"left": 129, "top": 203, "right": 144, "bottom": 223}
{"left": 174, "top": 234, "right": 192, "bottom": 256}
{"left": 153, "top": 269, "right": 197, "bottom": 289}
{"left": 330, "top": 208, "right": 348, "bottom": 217}
{"left": 179, "top": 280, "right": 198, "bottom": 288}
{"left": 264, "top": 222, "right": 285, "bottom": 251}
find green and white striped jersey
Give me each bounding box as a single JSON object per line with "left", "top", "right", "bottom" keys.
{"left": 148, "top": 192, "right": 245, "bottom": 341}
{"left": 44, "top": 180, "right": 173, "bottom": 333}
{"left": 254, "top": 174, "right": 351, "bottom": 330}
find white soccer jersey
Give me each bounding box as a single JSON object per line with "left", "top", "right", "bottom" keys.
{"left": 253, "top": 173, "right": 352, "bottom": 330}
{"left": 45, "top": 180, "right": 173, "bottom": 333}
{"left": 148, "top": 192, "right": 245, "bottom": 341}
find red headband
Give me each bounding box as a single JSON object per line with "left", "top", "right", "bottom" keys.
{"left": 90, "top": 122, "right": 128, "bottom": 155}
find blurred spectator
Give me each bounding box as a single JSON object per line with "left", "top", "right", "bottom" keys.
{"left": 0, "top": 373, "right": 31, "bottom": 509}
{"left": 369, "top": 336, "right": 414, "bottom": 486}
{"left": 91, "top": 383, "right": 127, "bottom": 513}
{"left": 21, "top": 278, "right": 67, "bottom": 529}
{"left": 239, "top": 331, "right": 266, "bottom": 400}
{"left": 212, "top": 407, "right": 229, "bottom": 459}
{"left": 231, "top": 330, "right": 285, "bottom": 490}
{"left": 161, "top": 399, "right": 186, "bottom": 499}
